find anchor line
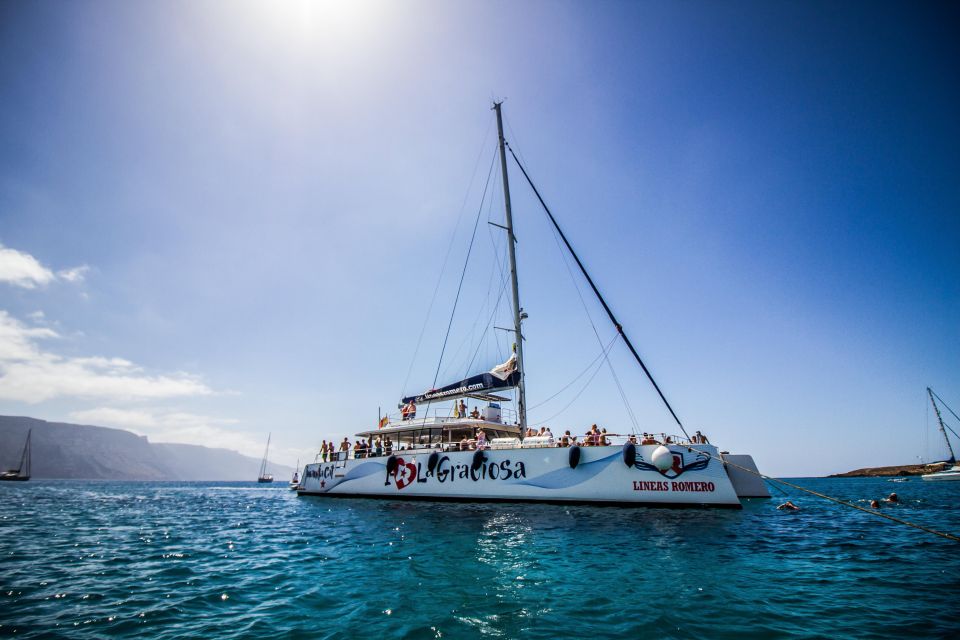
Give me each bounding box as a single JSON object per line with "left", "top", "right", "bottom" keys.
{"left": 683, "top": 446, "right": 960, "bottom": 543}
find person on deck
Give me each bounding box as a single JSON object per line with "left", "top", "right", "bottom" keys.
{"left": 460, "top": 436, "right": 470, "bottom": 451}
{"left": 340, "top": 438, "right": 350, "bottom": 459}
{"left": 320, "top": 440, "right": 328, "bottom": 462}
{"left": 374, "top": 436, "right": 383, "bottom": 457}
{"left": 470, "top": 406, "right": 480, "bottom": 419}
{"left": 476, "top": 429, "right": 488, "bottom": 450}
{"left": 458, "top": 399, "right": 467, "bottom": 418}
{"left": 560, "top": 430, "right": 572, "bottom": 447}
{"left": 543, "top": 427, "right": 554, "bottom": 441}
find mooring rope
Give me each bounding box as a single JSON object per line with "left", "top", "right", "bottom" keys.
{"left": 686, "top": 446, "right": 960, "bottom": 543}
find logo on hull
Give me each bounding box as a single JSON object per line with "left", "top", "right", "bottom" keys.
{"left": 633, "top": 450, "right": 710, "bottom": 479}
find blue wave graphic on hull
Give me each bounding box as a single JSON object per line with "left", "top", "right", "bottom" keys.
{"left": 511, "top": 452, "right": 619, "bottom": 489}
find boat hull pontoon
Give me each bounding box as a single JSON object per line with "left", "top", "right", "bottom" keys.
{"left": 300, "top": 441, "right": 766, "bottom": 507}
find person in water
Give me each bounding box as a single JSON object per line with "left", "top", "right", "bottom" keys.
{"left": 870, "top": 499, "right": 881, "bottom": 509}
{"left": 884, "top": 492, "right": 899, "bottom": 504}
{"left": 777, "top": 501, "right": 800, "bottom": 511}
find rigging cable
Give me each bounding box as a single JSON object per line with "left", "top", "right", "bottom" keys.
{"left": 506, "top": 141, "right": 691, "bottom": 440}
{"left": 544, "top": 206, "right": 641, "bottom": 431}
{"left": 400, "top": 115, "right": 495, "bottom": 400}
{"left": 423, "top": 149, "right": 498, "bottom": 419}
{"left": 930, "top": 389, "right": 960, "bottom": 441}
{"left": 528, "top": 334, "right": 620, "bottom": 427}
{"left": 686, "top": 447, "right": 960, "bottom": 543}
{"left": 527, "top": 333, "right": 620, "bottom": 411}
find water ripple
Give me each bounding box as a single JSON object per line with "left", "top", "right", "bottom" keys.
{"left": 1, "top": 479, "right": 959, "bottom": 638}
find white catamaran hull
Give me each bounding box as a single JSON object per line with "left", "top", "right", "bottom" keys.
{"left": 300, "top": 444, "right": 762, "bottom": 507}
{"left": 921, "top": 466, "right": 960, "bottom": 481}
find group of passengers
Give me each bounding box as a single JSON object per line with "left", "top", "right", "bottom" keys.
{"left": 316, "top": 425, "right": 712, "bottom": 461}
{"left": 318, "top": 436, "right": 396, "bottom": 462}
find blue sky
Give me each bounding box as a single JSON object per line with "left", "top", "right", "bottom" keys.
{"left": 0, "top": 0, "right": 957, "bottom": 475}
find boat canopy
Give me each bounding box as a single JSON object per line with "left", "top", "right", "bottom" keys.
{"left": 401, "top": 354, "right": 519, "bottom": 405}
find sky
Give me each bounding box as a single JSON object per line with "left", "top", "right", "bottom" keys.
{"left": 0, "top": 0, "right": 958, "bottom": 476}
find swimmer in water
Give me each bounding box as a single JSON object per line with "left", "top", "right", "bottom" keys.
{"left": 884, "top": 492, "right": 899, "bottom": 504}
{"left": 777, "top": 501, "right": 800, "bottom": 511}
{"left": 870, "top": 499, "right": 881, "bottom": 509}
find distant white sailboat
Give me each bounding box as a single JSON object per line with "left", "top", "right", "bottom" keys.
{"left": 257, "top": 433, "right": 274, "bottom": 483}
{"left": 921, "top": 388, "right": 960, "bottom": 482}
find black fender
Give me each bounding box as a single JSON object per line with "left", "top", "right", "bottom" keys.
{"left": 569, "top": 445, "right": 581, "bottom": 469}
{"left": 622, "top": 442, "right": 637, "bottom": 467}
{"left": 472, "top": 450, "right": 486, "bottom": 471}
{"left": 386, "top": 455, "right": 399, "bottom": 476}
{"left": 427, "top": 451, "right": 440, "bottom": 474}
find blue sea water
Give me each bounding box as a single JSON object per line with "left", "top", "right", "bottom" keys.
{"left": 1, "top": 478, "right": 958, "bottom": 639}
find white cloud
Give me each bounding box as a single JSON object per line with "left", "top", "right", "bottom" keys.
{"left": 57, "top": 265, "right": 90, "bottom": 283}
{"left": 0, "top": 242, "right": 89, "bottom": 288}
{"left": 0, "top": 310, "right": 212, "bottom": 403}
{"left": 68, "top": 407, "right": 264, "bottom": 459}
{"left": 0, "top": 244, "right": 55, "bottom": 288}
{"left": 28, "top": 310, "right": 45, "bottom": 322}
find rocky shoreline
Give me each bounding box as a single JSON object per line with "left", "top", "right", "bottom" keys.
{"left": 829, "top": 462, "right": 949, "bottom": 478}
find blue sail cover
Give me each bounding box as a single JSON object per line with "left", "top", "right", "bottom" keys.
{"left": 401, "top": 355, "right": 519, "bottom": 405}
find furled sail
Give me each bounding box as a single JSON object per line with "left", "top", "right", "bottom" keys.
{"left": 401, "top": 355, "right": 519, "bottom": 405}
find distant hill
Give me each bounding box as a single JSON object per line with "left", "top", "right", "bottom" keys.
{"left": 828, "top": 462, "right": 949, "bottom": 478}
{"left": 0, "top": 416, "right": 294, "bottom": 481}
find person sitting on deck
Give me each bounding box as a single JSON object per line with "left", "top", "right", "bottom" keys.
{"left": 402, "top": 401, "right": 416, "bottom": 421}
{"left": 641, "top": 433, "right": 657, "bottom": 445}
{"left": 600, "top": 428, "right": 609, "bottom": 446}
{"left": 459, "top": 436, "right": 470, "bottom": 451}
{"left": 628, "top": 434, "right": 638, "bottom": 445}
{"left": 476, "top": 429, "right": 488, "bottom": 450}
{"left": 470, "top": 406, "right": 480, "bottom": 419}
{"left": 560, "top": 430, "right": 572, "bottom": 447}
{"left": 543, "top": 426, "right": 554, "bottom": 441}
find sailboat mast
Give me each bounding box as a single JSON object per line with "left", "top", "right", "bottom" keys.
{"left": 493, "top": 101, "right": 527, "bottom": 434}
{"left": 928, "top": 387, "right": 956, "bottom": 462}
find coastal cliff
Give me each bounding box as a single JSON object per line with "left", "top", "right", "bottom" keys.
{"left": 0, "top": 416, "right": 294, "bottom": 481}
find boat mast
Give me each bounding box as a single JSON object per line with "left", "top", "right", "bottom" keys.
{"left": 928, "top": 387, "right": 956, "bottom": 463}
{"left": 493, "top": 101, "right": 527, "bottom": 434}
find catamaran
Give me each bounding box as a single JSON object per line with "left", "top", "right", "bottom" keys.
{"left": 921, "top": 388, "right": 960, "bottom": 482}
{"left": 0, "top": 428, "right": 31, "bottom": 482}
{"left": 299, "top": 103, "right": 769, "bottom": 507}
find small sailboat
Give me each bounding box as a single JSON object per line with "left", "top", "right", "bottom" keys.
{"left": 921, "top": 388, "right": 960, "bottom": 482}
{"left": 1, "top": 429, "right": 31, "bottom": 482}
{"left": 257, "top": 433, "right": 274, "bottom": 483}
{"left": 289, "top": 459, "right": 300, "bottom": 490}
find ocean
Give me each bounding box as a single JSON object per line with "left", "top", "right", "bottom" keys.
{"left": 1, "top": 478, "right": 958, "bottom": 639}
